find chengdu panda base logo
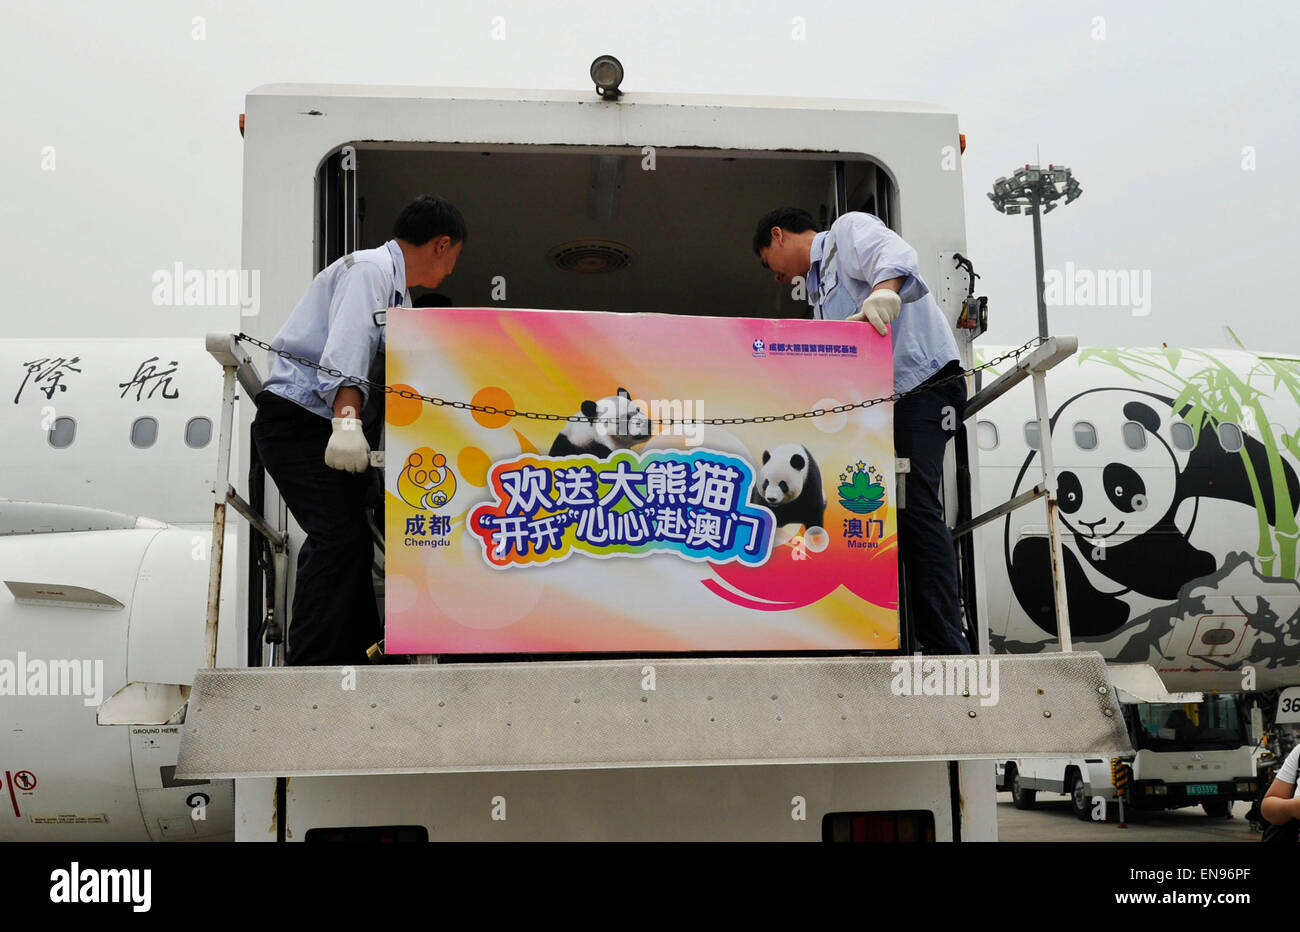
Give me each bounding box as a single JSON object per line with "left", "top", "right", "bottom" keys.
{"left": 397, "top": 447, "right": 457, "bottom": 510}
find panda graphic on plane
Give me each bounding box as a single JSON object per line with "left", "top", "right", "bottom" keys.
{"left": 979, "top": 345, "right": 1300, "bottom": 693}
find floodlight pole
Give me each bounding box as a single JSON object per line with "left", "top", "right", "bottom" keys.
{"left": 1024, "top": 186, "right": 1072, "bottom": 652}
{"left": 989, "top": 166, "right": 1075, "bottom": 653}
{"left": 1030, "top": 189, "right": 1048, "bottom": 340}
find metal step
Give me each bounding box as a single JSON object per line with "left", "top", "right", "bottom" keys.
{"left": 176, "top": 652, "right": 1130, "bottom": 779}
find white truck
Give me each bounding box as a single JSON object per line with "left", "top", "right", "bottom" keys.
{"left": 168, "top": 72, "right": 1129, "bottom": 841}
{"left": 997, "top": 665, "right": 1259, "bottom": 819}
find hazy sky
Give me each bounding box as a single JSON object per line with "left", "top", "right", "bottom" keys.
{"left": 2, "top": 0, "right": 1295, "bottom": 351}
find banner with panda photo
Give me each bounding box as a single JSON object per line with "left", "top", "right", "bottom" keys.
{"left": 383, "top": 307, "right": 898, "bottom": 653}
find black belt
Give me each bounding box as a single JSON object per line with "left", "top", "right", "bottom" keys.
{"left": 919, "top": 359, "right": 964, "bottom": 388}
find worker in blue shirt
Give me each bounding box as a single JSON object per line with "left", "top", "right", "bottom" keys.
{"left": 753, "top": 207, "right": 971, "bottom": 655}
{"left": 252, "top": 195, "right": 467, "bottom": 665}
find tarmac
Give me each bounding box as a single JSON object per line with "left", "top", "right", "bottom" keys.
{"left": 996, "top": 792, "right": 1260, "bottom": 842}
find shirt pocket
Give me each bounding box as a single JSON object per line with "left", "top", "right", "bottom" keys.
{"left": 820, "top": 275, "right": 860, "bottom": 322}
{"left": 819, "top": 268, "right": 839, "bottom": 295}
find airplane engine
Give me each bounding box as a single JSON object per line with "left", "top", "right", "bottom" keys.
{"left": 0, "top": 508, "right": 236, "bottom": 840}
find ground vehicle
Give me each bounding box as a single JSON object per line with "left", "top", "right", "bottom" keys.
{"left": 163, "top": 80, "right": 1129, "bottom": 841}
{"left": 997, "top": 667, "right": 1258, "bottom": 819}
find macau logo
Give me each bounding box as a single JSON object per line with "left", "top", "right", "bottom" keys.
{"left": 398, "top": 447, "right": 457, "bottom": 510}
{"left": 838, "top": 461, "right": 885, "bottom": 514}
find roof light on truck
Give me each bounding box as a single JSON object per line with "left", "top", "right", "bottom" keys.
{"left": 590, "top": 55, "right": 624, "bottom": 99}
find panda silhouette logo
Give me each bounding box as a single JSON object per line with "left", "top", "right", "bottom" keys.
{"left": 1005, "top": 388, "right": 1300, "bottom": 639}
{"left": 752, "top": 339, "right": 766, "bottom": 357}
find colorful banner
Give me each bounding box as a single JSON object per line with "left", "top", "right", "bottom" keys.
{"left": 384, "top": 307, "right": 898, "bottom": 653}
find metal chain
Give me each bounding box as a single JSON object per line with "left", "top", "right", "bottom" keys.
{"left": 234, "top": 332, "right": 1043, "bottom": 427}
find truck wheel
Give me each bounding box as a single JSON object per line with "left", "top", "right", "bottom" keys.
{"left": 1069, "top": 772, "right": 1093, "bottom": 821}
{"left": 1202, "top": 800, "right": 1231, "bottom": 818}
{"left": 1009, "top": 767, "right": 1036, "bottom": 810}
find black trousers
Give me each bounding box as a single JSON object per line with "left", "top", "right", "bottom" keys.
{"left": 894, "top": 363, "right": 972, "bottom": 655}
{"left": 251, "top": 391, "right": 381, "bottom": 666}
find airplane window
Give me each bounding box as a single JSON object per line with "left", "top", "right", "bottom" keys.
{"left": 1122, "top": 420, "right": 1147, "bottom": 450}
{"left": 1073, "top": 421, "right": 1098, "bottom": 450}
{"left": 1170, "top": 421, "right": 1196, "bottom": 451}
{"left": 977, "top": 420, "right": 998, "bottom": 450}
{"left": 1023, "top": 421, "right": 1040, "bottom": 450}
{"left": 1217, "top": 421, "right": 1244, "bottom": 453}
{"left": 48, "top": 416, "right": 76, "bottom": 448}
{"left": 185, "top": 416, "right": 213, "bottom": 448}
{"left": 131, "top": 416, "right": 158, "bottom": 448}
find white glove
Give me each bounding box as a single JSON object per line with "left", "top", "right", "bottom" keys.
{"left": 325, "top": 417, "right": 370, "bottom": 473}
{"left": 847, "top": 289, "right": 901, "bottom": 336}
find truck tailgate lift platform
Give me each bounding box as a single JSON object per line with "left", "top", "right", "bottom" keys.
{"left": 177, "top": 653, "right": 1129, "bottom": 779}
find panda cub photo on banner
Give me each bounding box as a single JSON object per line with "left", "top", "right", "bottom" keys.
{"left": 751, "top": 443, "right": 827, "bottom": 540}
{"left": 548, "top": 388, "right": 652, "bottom": 458}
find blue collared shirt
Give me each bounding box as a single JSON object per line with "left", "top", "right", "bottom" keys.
{"left": 807, "top": 212, "right": 961, "bottom": 394}
{"left": 261, "top": 240, "right": 412, "bottom": 419}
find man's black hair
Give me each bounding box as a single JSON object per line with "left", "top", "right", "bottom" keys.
{"left": 393, "top": 194, "right": 468, "bottom": 247}
{"left": 752, "top": 207, "right": 818, "bottom": 255}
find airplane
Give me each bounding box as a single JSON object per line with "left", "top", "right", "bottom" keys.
{"left": 0, "top": 338, "right": 237, "bottom": 841}
{"left": 4, "top": 335, "right": 1299, "bottom": 840}
{"left": 975, "top": 343, "right": 1300, "bottom": 695}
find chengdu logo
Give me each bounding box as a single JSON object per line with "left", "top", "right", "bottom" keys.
{"left": 398, "top": 448, "right": 457, "bottom": 509}
{"left": 838, "top": 462, "right": 885, "bottom": 514}
{"left": 752, "top": 338, "right": 766, "bottom": 357}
